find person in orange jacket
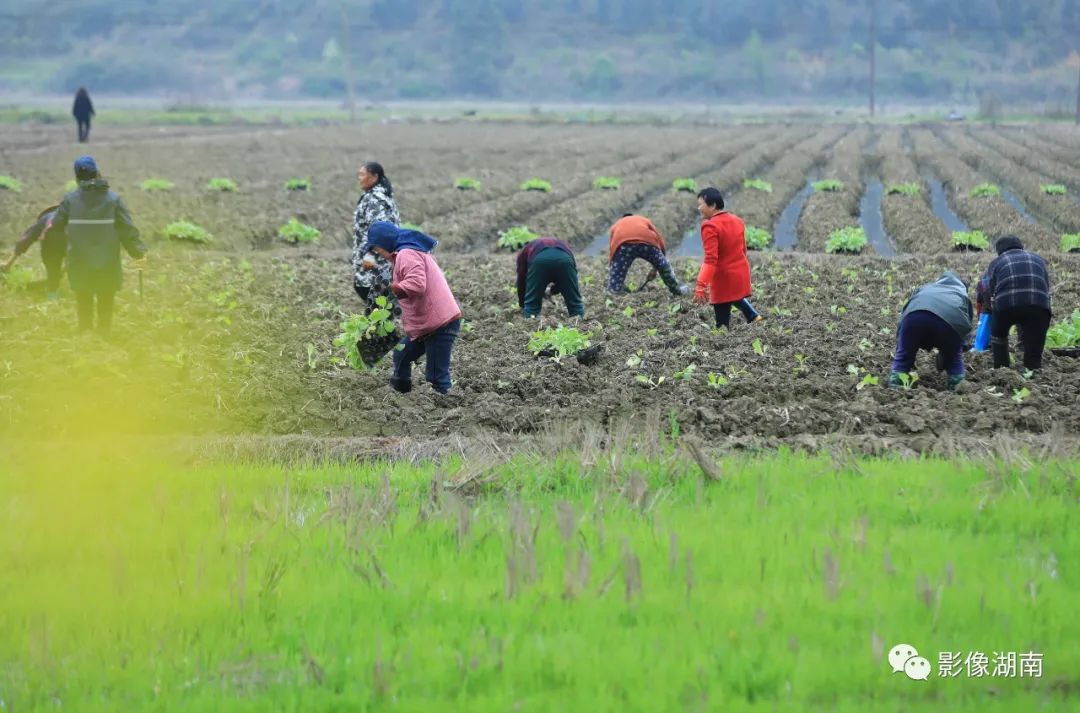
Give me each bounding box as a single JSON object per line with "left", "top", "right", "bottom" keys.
{"left": 606, "top": 213, "right": 688, "bottom": 295}
{"left": 691, "top": 187, "right": 764, "bottom": 328}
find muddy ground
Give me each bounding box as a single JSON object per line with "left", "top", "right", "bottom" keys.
{"left": 3, "top": 122, "right": 1079, "bottom": 455}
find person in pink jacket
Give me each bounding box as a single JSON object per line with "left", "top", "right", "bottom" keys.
{"left": 366, "top": 222, "right": 463, "bottom": 394}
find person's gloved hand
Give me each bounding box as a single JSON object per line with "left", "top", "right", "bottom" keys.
{"left": 692, "top": 289, "right": 708, "bottom": 305}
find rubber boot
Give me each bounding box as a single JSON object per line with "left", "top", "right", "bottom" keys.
{"left": 888, "top": 371, "right": 904, "bottom": 389}
{"left": 389, "top": 375, "right": 413, "bottom": 394}
{"left": 947, "top": 374, "right": 964, "bottom": 391}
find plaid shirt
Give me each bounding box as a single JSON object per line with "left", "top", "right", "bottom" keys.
{"left": 986, "top": 249, "right": 1051, "bottom": 313}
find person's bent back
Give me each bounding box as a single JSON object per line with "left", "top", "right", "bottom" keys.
{"left": 984, "top": 236, "right": 1051, "bottom": 370}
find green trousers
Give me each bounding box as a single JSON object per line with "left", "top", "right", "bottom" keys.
{"left": 523, "top": 248, "right": 585, "bottom": 318}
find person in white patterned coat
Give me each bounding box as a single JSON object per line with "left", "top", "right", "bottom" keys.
{"left": 351, "top": 161, "right": 402, "bottom": 366}
{"left": 352, "top": 161, "right": 401, "bottom": 301}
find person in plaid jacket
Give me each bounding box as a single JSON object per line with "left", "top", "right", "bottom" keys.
{"left": 979, "top": 236, "right": 1052, "bottom": 370}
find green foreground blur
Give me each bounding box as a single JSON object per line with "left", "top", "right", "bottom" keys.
{"left": 1, "top": 445, "right": 1076, "bottom": 711}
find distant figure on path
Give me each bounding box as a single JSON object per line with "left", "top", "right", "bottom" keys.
{"left": 72, "top": 87, "right": 94, "bottom": 143}
{"left": 365, "top": 222, "right": 462, "bottom": 395}
{"left": 691, "top": 187, "right": 764, "bottom": 328}
{"left": 2, "top": 204, "right": 65, "bottom": 299}
{"left": 516, "top": 237, "right": 585, "bottom": 318}
{"left": 606, "top": 213, "right": 687, "bottom": 296}
{"left": 49, "top": 156, "right": 146, "bottom": 335}
{"left": 978, "top": 236, "right": 1052, "bottom": 371}
{"left": 889, "top": 271, "right": 974, "bottom": 390}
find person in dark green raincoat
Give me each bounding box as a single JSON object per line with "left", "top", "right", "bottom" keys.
{"left": 49, "top": 156, "right": 147, "bottom": 334}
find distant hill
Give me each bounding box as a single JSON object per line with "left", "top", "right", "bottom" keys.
{"left": 1, "top": 0, "right": 1077, "bottom": 110}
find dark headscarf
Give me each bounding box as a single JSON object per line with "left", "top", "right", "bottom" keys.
{"left": 74, "top": 155, "right": 98, "bottom": 181}
{"left": 367, "top": 221, "right": 438, "bottom": 254}
{"left": 995, "top": 235, "right": 1024, "bottom": 254}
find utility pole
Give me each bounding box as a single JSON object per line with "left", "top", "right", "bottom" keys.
{"left": 340, "top": 5, "right": 357, "bottom": 123}
{"left": 869, "top": 0, "right": 877, "bottom": 118}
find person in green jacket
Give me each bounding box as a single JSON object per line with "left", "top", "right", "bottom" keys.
{"left": 49, "top": 156, "right": 146, "bottom": 335}
{"left": 889, "top": 271, "right": 974, "bottom": 390}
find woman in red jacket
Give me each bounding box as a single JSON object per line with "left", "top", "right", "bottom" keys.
{"left": 692, "top": 187, "right": 764, "bottom": 329}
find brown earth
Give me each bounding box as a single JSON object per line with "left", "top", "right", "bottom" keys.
{"left": 3, "top": 122, "right": 1080, "bottom": 455}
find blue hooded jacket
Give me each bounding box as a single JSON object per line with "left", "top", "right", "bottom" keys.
{"left": 367, "top": 221, "right": 437, "bottom": 255}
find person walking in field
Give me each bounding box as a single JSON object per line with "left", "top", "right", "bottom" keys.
{"left": 691, "top": 187, "right": 764, "bottom": 328}
{"left": 978, "top": 236, "right": 1052, "bottom": 371}
{"left": 517, "top": 236, "right": 585, "bottom": 318}
{"left": 889, "top": 271, "right": 974, "bottom": 390}
{"left": 351, "top": 160, "right": 402, "bottom": 366}
{"left": 606, "top": 213, "right": 688, "bottom": 296}
{"left": 48, "top": 156, "right": 146, "bottom": 335}
{"left": 365, "top": 222, "right": 463, "bottom": 395}
{"left": 2, "top": 204, "right": 66, "bottom": 299}
{"left": 72, "top": 87, "right": 95, "bottom": 143}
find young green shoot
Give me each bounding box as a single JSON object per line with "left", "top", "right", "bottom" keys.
{"left": 278, "top": 218, "right": 321, "bottom": 244}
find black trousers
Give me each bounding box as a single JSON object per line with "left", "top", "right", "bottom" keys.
{"left": 76, "top": 290, "right": 115, "bottom": 333}
{"left": 712, "top": 300, "right": 758, "bottom": 329}
{"left": 991, "top": 305, "right": 1051, "bottom": 370}
{"left": 77, "top": 118, "right": 91, "bottom": 142}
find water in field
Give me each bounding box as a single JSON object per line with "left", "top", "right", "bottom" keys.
{"left": 774, "top": 180, "right": 815, "bottom": 250}
{"left": 583, "top": 233, "right": 609, "bottom": 257}
{"left": 673, "top": 227, "right": 703, "bottom": 258}
{"left": 1001, "top": 189, "right": 1038, "bottom": 224}
{"left": 859, "top": 179, "right": 896, "bottom": 257}
{"left": 924, "top": 174, "right": 969, "bottom": 232}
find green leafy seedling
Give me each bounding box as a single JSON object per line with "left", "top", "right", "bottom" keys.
{"left": 745, "top": 226, "right": 772, "bottom": 251}
{"left": 592, "top": 176, "right": 621, "bottom": 190}
{"left": 2, "top": 265, "right": 34, "bottom": 290}
{"left": 812, "top": 179, "right": 843, "bottom": 192}
{"left": 706, "top": 372, "right": 729, "bottom": 390}
{"left": 1045, "top": 309, "right": 1080, "bottom": 348}
{"left": 278, "top": 218, "right": 321, "bottom": 244}
{"left": 0, "top": 175, "right": 23, "bottom": 192}
{"left": 1061, "top": 233, "right": 1080, "bottom": 253}
{"left": 1040, "top": 184, "right": 1066, "bottom": 196}
{"left": 672, "top": 178, "right": 697, "bottom": 193}
{"left": 856, "top": 374, "right": 879, "bottom": 391}
{"left": 896, "top": 372, "right": 919, "bottom": 390}
{"left": 333, "top": 296, "right": 397, "bottom": 371}
{"left": 527, "top": 326, "right": 592, "bottom": 363}
{"left": 952, "top": 230, "right": 989, "bottom": 252}
{"left": 1011, "top": 387, "right": 1031, "bottom": 403}
{"left": 164, "top": 221, "right": 213, "bottom": 244}
{"left": 752, "top": 338, "right": 767, "bottom": 356}
{"left": 498, "top": 226, "right": 538, "bottom": 250}
{"left": 206, "top": 177, "right": 238, "bottom": 192}
{"left": 520, "top": 178, "right": 552, "bottom": 192}
{"left": 825, "top": 227, "right": 867, "bottom": 254}
{"left": 674, "top": 363, "right": 696, "bottom": 382}
{"left": 886, "top": 182, "right": 920, "bottom": 195}
{"left": 969, "top": 183, "right": 1000, "bottom": 198}
{"left": 455, "top": 177, "right": 481, "bottom": 191}
{"left": 285, "top": 177, "right": 311, "bottom": 191}
{"left": 141, "top": 178, "right": 174, "bottom": 192}
{"left": 743, "top": 178, "right": 772, "bottom": 193}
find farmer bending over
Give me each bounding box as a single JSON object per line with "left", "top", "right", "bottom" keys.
{"left": 606, "top": 213, "right": 688, "bottom": 296}
{"left": 979, "top": 236, "right": 1052, "bottom": 371}
{"left": 691, "top": 188, "right": 764, "bottom": 328}
{"left": 517, "top": 237, "right": 585, "bottom": 318}
{"left": 2, "top": 204, "right": 65, "bottom": 300}
{"left": 366, "top": 222, "right": 462, "bottom": 395}
{"left": 889, "top": 271, "right": 973, "bottom": 390}
{"left": 49, "top": 156, "right": 146, "bottom": 335}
